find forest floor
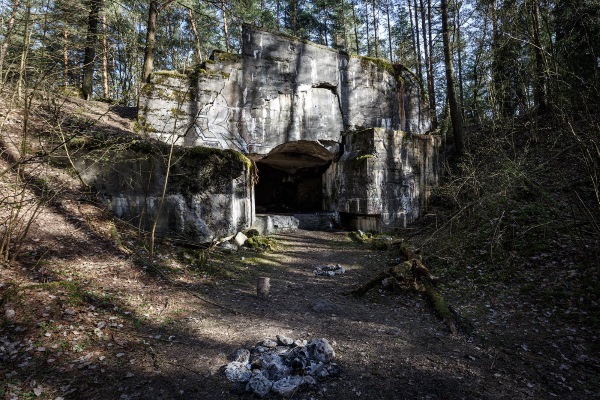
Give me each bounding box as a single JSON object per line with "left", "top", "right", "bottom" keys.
{"left": 1, "top": 98, "right": 599, "bottom": 399}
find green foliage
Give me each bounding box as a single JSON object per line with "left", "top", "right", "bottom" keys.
{"left": 246, "top": 235, "right": 277, "bottom": 251}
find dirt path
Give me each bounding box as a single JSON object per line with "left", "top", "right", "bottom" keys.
{"left": 2, "top": 211, "right": 596, "bottom": 400}
{"left": 2, "top": 98, "right": 598, "bottom": 400}
{"left": 89, "top": 230, "right": 534, "bottom": 400}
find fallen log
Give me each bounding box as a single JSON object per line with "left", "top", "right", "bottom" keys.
{"left": 346, "top": 242, "right": 457, "bottom": 334}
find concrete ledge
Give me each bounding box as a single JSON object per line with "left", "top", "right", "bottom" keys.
{"left": 293, "top": 212, "right": 340, "bottom": 231}
{"left": 251, "top": 214, "right": 300, "bottom": 235}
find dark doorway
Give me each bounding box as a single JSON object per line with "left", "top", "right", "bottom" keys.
{"left": 253, "top": 141, "right": 335, "bottom": 214}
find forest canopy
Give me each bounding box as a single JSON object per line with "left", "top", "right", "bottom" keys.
{"left": 0, "top": 0, "right": 597, "bottom": 120}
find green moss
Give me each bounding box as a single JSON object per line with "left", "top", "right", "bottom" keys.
{"left": 154, "top": 70, "right": 189, "bottom": 79}
{"left": 355, "top": 154, "right": 374, "bottom": 162}
{"left": 357, "top": 55, "right": 395, "bottom": 76}
{"left": 140, "top": 83, "right": 154, "bottom": 97}
{"left": 194, "top": 67, "right": 231, "bottom": 80}
{"left": 133, "top": 117, "right": 158, "bottom": 134}
{"left": 212, "top": 50, "right": 244, "bottom": 62}
{"left": 246, "top": 235, "right": 277, "bottom": 251}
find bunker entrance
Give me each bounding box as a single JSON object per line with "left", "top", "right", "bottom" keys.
{"left": 254, "top": 141, "right": 335, "bottom": 214}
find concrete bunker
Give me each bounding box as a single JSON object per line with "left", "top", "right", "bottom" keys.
{"left": 130, "top": 26, "right": 440, "bottom": 240}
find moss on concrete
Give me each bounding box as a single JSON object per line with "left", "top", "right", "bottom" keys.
{"left": 212, "top": 50, "right": 244, "bottom": 63}
{"left": 357, "top": 56, "right": 396, "bottom": 76}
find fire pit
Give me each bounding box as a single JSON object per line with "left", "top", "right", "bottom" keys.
{"left": 224, "top": 336, "right": 339, "bottom": 397}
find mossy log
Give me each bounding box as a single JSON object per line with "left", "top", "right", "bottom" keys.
{"left": 347, "top": 242, "right": 457, "bottom": 334}
{"left": 422, "top": 279, "right": 457, "bottom": 334}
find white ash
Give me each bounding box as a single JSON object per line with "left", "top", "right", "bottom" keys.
{"left": 224, "top": 337, "right": 339, "bottom": 398}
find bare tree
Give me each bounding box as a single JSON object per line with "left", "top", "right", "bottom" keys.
{"left": 82, "top": 0, "right": 102, "bottom": 100}
{"left": 0, "top": 0, "right": 21, "bottom": 82}
{"left": 441, "top": 0, "right": 463, "bottom": 155}
{"left": 141, "top": 0, "right": 176, "bottom": 84}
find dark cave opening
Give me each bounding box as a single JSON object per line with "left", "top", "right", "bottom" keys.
{"left": 253, "top": 141, "right": 335, "bottom": 214}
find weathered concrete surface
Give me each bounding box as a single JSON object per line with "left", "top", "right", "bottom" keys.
{"left": 127, "top": 28, "right": 439, "bottom": 237}
{"left": 74, "top": 143, "right": 254, "bottom": 242}
{"left": 139, "top": 26, "right": 430, "bottom": 157}
{"left": 323, "top": 128, "right": 440, "bottom": 230}
{"left": 251, "top": 214, "right": 299, "bottom": 235}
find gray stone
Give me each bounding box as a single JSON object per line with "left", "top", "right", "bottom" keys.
{"left": 255, "top": 345, "right": 268, "bottom": 353}
{"left": 307, "top": 362, "right": 329, "bottom": 378}
{"left": 224, "top": 361, "right": 252, "bottom": 382}
{"left": 219, "top": 242, "right": 238, "bottom": 252}
{"left": 303, "top": 375, "right": 317, "bottom": 386}
{"left": 5, "top": 309, "right": 15, "bottom": 320}
{"left": 276, "top": 335, "right": 295, "bottom": 346}
{"left": 293, "top": 339, "right": 308, "bottom": 347}
{"left": 294, "top": 212, "right": 340, "bottom": 231}
{"left": 272, "top": 376, "right": 304, "bottom": 397}
{"left": 246, "top": 371, "right": 272, "bottom": 398}
{"left": 261, "top": 353, "right": 289, "bottom": 376}
{"left": 309, "top": 339, "right": 335, "bottom": 363}
{"left": 232, "top": 349, "right": 250, "bottom": 364}
{"left": 322, "top": 129, "right": 441, "bottom": 229}
{"left": 261, "top": 338, "right": 278, "bottom": 348}
{"left": 104, "top": 28, "right": 439, "bottom": 244}
{"left": 232, "top": 231, "right": 248, "bottom": 247}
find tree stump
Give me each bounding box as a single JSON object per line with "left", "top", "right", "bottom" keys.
{"left": 256, "top": 277, "right": 270, "bottom": 300}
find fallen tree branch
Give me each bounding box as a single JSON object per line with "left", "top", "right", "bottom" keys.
{"left": 346, "top": 242, "right": 457, "bottom": 334}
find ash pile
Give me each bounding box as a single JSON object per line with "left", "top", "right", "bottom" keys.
{"left": 224, "top": 335, "right": 340, "bottom": 398}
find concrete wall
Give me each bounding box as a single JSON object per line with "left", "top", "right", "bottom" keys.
{"left": 138, "top": 26, "right": 430, "bottom": 157}
{"left": 323, "top": 128, "right": 440, "bottom": 230}
{"left": 74, "top": 144, "right": 254, "bottom": 242}
{"left": 125, "top": 27, "right": 439, "bottom": 238}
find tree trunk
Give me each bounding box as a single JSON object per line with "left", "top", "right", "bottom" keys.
{"left": 352, "top": 1, "right": 360, "bottom": 54}
{"left": 408, "top": 0, "right": 423, "bottom": 83}
{"left": 372, "top": 0, "right": 378, "bottom": 58}
{"left": 188, "top": 9, "right": 203, "bottom": 63}
{"left": 82, "top": 0, "right": 102, "bottom": 100}
{"left": 441, "top": 0, "right": 464, "bottom": 155}
{"left": 322, "top": 5, "right": 329, "bottom": 46}
{"left": 292, "top": 0, "right": 297, "bottom": 35}
{"left": 420, "top": 0, "right": 435, "bottom": 127}
{"left": 17, "top": 1, "right": 31, "bottom": 99}
{"left": 63, "top": 28, "right": 69, "bottom": 88}
{"left": 426, "top": 0, "right": 436, "bottom": 128}
{"left": 365, "top": 0, "right": 371, "bottom": 56}
{"left": 531, "top": 1, "right": 547, "bottom": 112}
{"left": 455, "top": 1, "right": 465, "bottom": 121}
{"left": 407, "top": 0, "right": 417, "bottom": 68}
{"left": 0, "top": 0, "right": 21, "bottom": 82}
{"left": 141, "top": 0, "right": 158, "bottom": 84}
{"left": 340, "top": 0, "right": 348, "bottom": 50}
{"left": 385, "top": 0, "right": 393, "bottom": 62}
{"left": 101, "top": 12, "right": 110, "bottom": 98}
{"left": 221, "top": 1, "right": 230, "bottom": 52}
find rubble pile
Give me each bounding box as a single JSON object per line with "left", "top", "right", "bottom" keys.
{"left": 224, "top": 336, "right": 339, "bottom": 398}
